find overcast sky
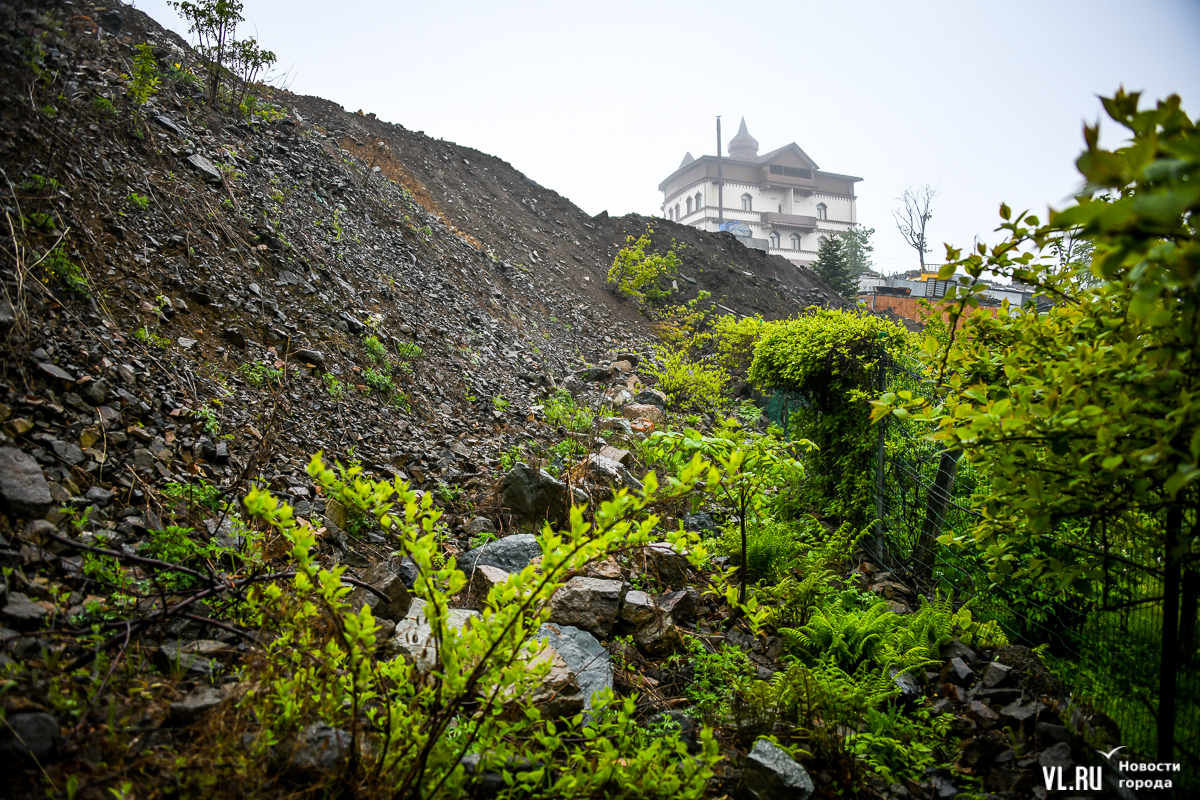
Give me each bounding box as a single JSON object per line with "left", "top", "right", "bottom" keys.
{"left": 134, "top": 0, "right": 1200, "bottom": 274}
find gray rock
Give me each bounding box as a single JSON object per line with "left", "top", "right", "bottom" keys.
{"left": 186, "top": 154, "right": 223, "bottom": 185}
{"left": 346, "top": 562, "right": 412, "bottom": 622}
{"left": 0, "top": 447, "right": 53, "bottom": 516}
{"left": 0, "top": 712, "right": 59, "bottom": 763}
{"left": 169, "top": 684, "right": 231, "bottom": 725}
{"left": 85, "top": 485, "right": 114, "bottom": 505}
{"left": 580, "top": 366, "right": 613, "bottom": 382}
{"left": 468, "top": 564, "right": 509, "bottom": 606}
{"left": 647, "top": 710, "right": 699, "bottom": 753}
{"left": 464, "top": 516, "right": 496, "bottom": 537}
{"left": 597, "top": 417, "right": 634, "bottom": 436}
{"left": 981, "top": 661, "right": 1012, "bottom": 688}
{"left": 154, "top": 114, "right": 185, "bottom": 137}
{"left": 737, "top": 739, "right": 814, "bottom": 800}
{"left": 384, "top": 598, "right": 479, "bottom": 672}
{"left": 1, "top": 592, "right": 48, "bottom": 632}
{"left": 459, "top": 533, "right": 541, "bottom": 574}
{"left": 632, "top": 607, "right": 683, "bottom": 656}
{"left": 84, "top": 379, "right": 109, "bottom": 405}
{"left": 548, "top": 577, "right": 626, "bottom": 639}
{"left": 1038, "top": 741, "right": 1074, "bottom": 770}
{"left": 518, "top": 644, "right": 584, "bottom": 717}
{"left": 222, "top": 327, "right": 247, "bottom": 347}
{"left": 282, "top": 723, "right": 353, "bottom": 776}
{"left": 642, "top": 542, "right": 690, "bottom": 588}
{"left": 658, "top": 589, "right": 699, "bottom": 624}
{"left": 501, "top": 463, "right": 569, "bottom": 523}
{"left": 38, "top": 362, "right": 75, "bottom": 383}
{"left": 619, "top": 590, "right": 656, "bottom": 628}
{"left": 291, "top": 349, "right": 325, "bottom": 367}
{"left": 98, "top": 8, "right": 123, "bottom": 34}
{"left": 156, "top": 639, "right": 225, "bottom": 676}
{"left": 891, "top": 669, "right": 922, "bottom": 702}
{"left": 536, "top": 623, "right": 612, "bottom": 710}
{"left": 683, "top": 512, "right": 718, "bottom": 534}
{"left": 633, "top": 389, "right": 667, "bottom": 411}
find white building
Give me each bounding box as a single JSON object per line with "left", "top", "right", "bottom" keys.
{"left": 658, "top": 118, "right": 861, "bottom": 268}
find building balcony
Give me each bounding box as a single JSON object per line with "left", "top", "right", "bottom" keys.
{"left": 761, "top": 211, "right": 817, "bottom": 229}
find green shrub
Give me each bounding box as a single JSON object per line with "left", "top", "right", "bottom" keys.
{"left": 41, "top": 246, "right": 90, "bottom": 297}
{"left": 240, "top": 362, "right": 283, "bottom": 388}
{"left": 607, "top": 224, "right": 682, "bottom": 304}
{"left": 363, "top": 367, "right": 394, "bottom": 394}
{"left": 716, "top": 516, "right": 818, "bottom": 582}
{"left": 122, "top": 43, "right": 160, "bottom": 112}
{"left": 712, "top": 313, "right": 770, "bottom": 373}
{"left": 396, "top": 340, "right": 424, "bottom": 359}
{"left": 321, "top": 372, "right": 346, "bottom": 398}
{"left": 362, "top": 334, "right": 387, "bottom": 362}
{"left": 128, "top": 192, "right": 150, "bottom": 210}
{"left": 194, "top": 407, "right": 220, "bottom": 435}
{"left": 648, "top": 346, "right": 729, "bottom": 413}
{"left": 135, "top": 326, "right": 170, "bottom": 348}
{"left": 543, "top": 389, "right": 594, "bottom": 432}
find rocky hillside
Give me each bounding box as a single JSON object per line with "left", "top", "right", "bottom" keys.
{"left": 0, "top": 3, "right": 1135, "bottom": 800}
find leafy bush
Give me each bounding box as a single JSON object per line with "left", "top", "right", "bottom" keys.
{"left": 135, "top": 326, "right": 170, "bottom": 348}
{"left": 543, "top": 389, "right": 594, "bottom": 432}
{"left": 396, "top": 340, "right": 424, "bottom": 360}
{"left": 712, "top": 313, "right": 770, "bottom": 374}
{"left": 322, "top": 371, "right": 346, "bottom": 398}
{"left": 607, "top": 224, "right": 682, "bottom": 304}
{"left": 239, "top": 362, "right": 283, "bottom": 387}
{"left": 716, "top": 516, "right": 819, "bottom": 583}
{"left": 648, "top": 346, "right": 729, "bottom": 413}
{"left": 750, "top": 308, "right": 910, "bottom": 521}
{"left": 128, "top": 192, "right": 150, "bottom": 210}
{"left": 122, "top": 43, "right": 160, "bottom": 112}
{"left": 195, "top": 406, "right": 220, "bottom": 435}
{"left": 41, "top": 246, "right": 89, "bottom": 296}
{"left": 362, "top": 334, "right": 387, "bottom": 362}
{"left": 363, "top": 367, "right": 394, "bottom": 394}
{"left": 162, "top": 480, "right": 222, "bottom": 513}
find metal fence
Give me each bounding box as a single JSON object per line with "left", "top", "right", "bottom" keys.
{"left": 864, "top": 353, "right": 1199, "bottom": 787}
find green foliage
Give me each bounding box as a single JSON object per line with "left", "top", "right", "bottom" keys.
{"left": 239, "top": 362, "right": 283, "bottom": 388}
{"left": 812, "top": 234, "right": 858, "bottom": 298}
{"left": 716, "top": 516, "right": 823, "bottom": 583}
{"left": 142, "top": 526, "right": 228, "bottom": 589}
{"left": 363, "top": 367, "right": 395, "bottom": 394}
{"left": 122, "top": 43, "right": 160, "bottom": 112}
{"left": 543, "top": 389, "right": 594, "bottom": 433}
{"left": 711, "top": 313, "right": 769, "bottom": 374}
{"left": 17, "top": 174, "right": 59, "bottom": 193}
{"left": 492, "top": 395, "right": 511, "bottom": 411}
{"left": 497, "top": 444, "right": 525, "bottom": 473}
{"left": 751, "top": 308, "right": 911, "bottom": 521}
{"left": 671, "top": 639, "right": 754, "bottom": 722}
{"left": 92, "top": 96, "right": 115, "bottom": 116}
{"left": 162, "top": 480, "right": 222, "bottom": 513}
{"left": 607, "top": 224, "right": 682, "bottom": 304}
{"left": 396, "top": 340, "right": 424, "bottom": 360}
{"left": 362, "top": 334, "right": 387, "bottom": 362}
{"left": 842, "top": 225, "right": 876, "bottom": 276}
{"left": 194, "top": 406, "right": 220, "bottom": 435}
{"left": 648, "top": 346, "right": 729, "bottom": 414}
{"left": 39, "top": 245, "right": 89, "bottom": 297}
{"left": 128, "top": 192, "right": 150, "bottom": 210}
{"left": 135, "top": 326, "right": 170, "bottom": 348}
{"left": 321, "top": 371, "right": 346, "bottom": 399}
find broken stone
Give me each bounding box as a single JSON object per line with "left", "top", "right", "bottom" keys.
{"left": 501, "top": 463, "right": 569, "bottom": 523}
{"left": 0, "top": 711, "right": 59, "bottom": 764}
{"left": 737, "top": 738, "right": 814, "bottom": 800}
{"left": 186, "top": 153, "right": 223, "bottom": 185}
{"left": 536, "top": 623, "right": 612, "bottom": 711}
{"left": 0, "top": 448, "right": 53, "bottom": 516}
{"left": 459, "top": 533, "right": 541, "bottom": 574}
{"left": 468, "top": 564, "right": 509, "bottom": 606}
{"left": 384, "top": 598, "right": 480, "bottom": 672}
{"left": 548, "top": 577, "right": 625, "bottom": 639}
{"left": 169, "top": 684, "right": 231, "bottom": 725}
{"left": 619, "top": 589, "right": 656, "bottom": 629}
{"left": 346, "top": 562, "right": 412, "bottom": 622}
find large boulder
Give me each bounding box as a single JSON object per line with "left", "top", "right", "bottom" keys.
{"left": 736, "top": 739, "right": 815, "bottom": 800}
{"left": 346, "top": 562, "right": 412, "bottom": 622}
{"left": 459, "top": 533, "right": 541, "bottom": 574}
{"left": 536, "top": 623, "right": 612, "bottom": 710}
{"left": 0, "top": 448, "right": 52, "bottom": 517}
{"left": 468, "top": 564, "right": 510, "bottom": 607}
{"left": 519, "top": 645, "right": 584, "bottom": 718}
{"left": 548, "top": 577, "right": 626, "bottom": 639}
{"left": 385, "top": 598, "right": 480, "bottom": 672}
{"left": 501, "top": 464, "right": 570, "bottom": 523}
{"left": 641, "top": 542, "right": 691, "bottom": 588}
{"left": 279, "top": 723, "right": 353, "bottom": 778}
{"left": 0, "top": 712, "right": 60, "bottom": 763}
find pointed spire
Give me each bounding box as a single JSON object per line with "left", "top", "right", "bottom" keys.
{"left": 728, "top": 117, "right": 759, "bottom": 160}
{"left": 679, "top": 151, "right": 695, "bottom": 169}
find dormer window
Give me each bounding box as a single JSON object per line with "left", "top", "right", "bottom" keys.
{"left": 816, "top": 203, "right": 827, "bottom": 221}
{"left": 741, "top": 193, "right": 752, "bottom": 211}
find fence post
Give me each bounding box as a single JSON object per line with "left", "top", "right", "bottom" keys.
{"left": 875, "top": 359, "right": 887, "bottom": 558}
{"left": 913, "top": 449, "right": 961, "bottom": 584}
{"left": 1158, "top": 503, "right": 1183, "bottom": 765}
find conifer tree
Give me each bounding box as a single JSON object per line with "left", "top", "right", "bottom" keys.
{"left": 813, "top": 235, "right": 857, "bottom": 298}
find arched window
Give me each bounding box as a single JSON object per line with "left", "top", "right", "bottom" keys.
{"left": 674, "top": 203, "right": 681, "bottom": 220}
{"left": 817, "top": 236, "right": 828, "bottom": 249}
{"left": 816, "top": 203, "right": 827, "bottom": 220}
{"left": 791, "top": 233, "right": 801, "bottom": 250}
{"left": 741, "top": 193, "right": 752, "bottom": 212}
{"left": 666, "top": 207, "right": 672, "bottom": 220}
{"left": 769, "top": 232, "right": 780, "bottom": 248}
{"left": 694, "top": 192, "right": 702, "bottom": 212}
{"left": 686, "top": 197, "right": 693, "bottom": 215}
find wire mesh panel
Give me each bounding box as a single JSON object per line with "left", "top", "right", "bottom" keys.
{"left": 870, "top": 353, "right": 1200, "bottom": 786}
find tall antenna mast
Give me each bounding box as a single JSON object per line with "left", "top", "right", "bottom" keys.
{"left": 716, "top": 116, "right": 724, "bottom": 224}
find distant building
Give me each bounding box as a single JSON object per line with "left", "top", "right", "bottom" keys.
{"left": 658, "top": 118, "right": 861, "bottom": 268}
{"left": 856, "top": 268, "right": 1038, "bottom": 326}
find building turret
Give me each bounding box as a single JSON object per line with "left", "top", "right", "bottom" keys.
{"left": 728, "top": 117, "right": 759, "bottom": 160}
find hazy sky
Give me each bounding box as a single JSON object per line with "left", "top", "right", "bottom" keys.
{"left": 135, "top": 0, "right": 1200, "bottom": 274}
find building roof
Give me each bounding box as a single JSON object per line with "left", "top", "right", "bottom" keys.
{"left": 679, "top": 151, "right": 695, "bottom": 169}
{"left": 728, "top": 117, "right": 759, "bottom": 160}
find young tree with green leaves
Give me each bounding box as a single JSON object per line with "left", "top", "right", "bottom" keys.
{"left": 843, "top": 225, "right": 877, "bottom": 276}
{"left": 874, "top": 89, "right": 1199, "bottom": 763}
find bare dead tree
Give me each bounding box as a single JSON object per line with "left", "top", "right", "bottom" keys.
{"left": 893, "top": 184, "right": 939, "bottom": 272}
